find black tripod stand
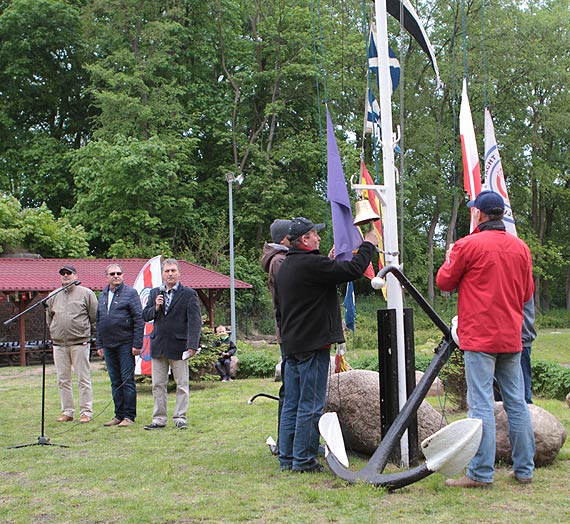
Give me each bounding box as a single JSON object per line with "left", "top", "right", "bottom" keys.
{"left": 4, "top": 280, "right": 80, "bottom": 448}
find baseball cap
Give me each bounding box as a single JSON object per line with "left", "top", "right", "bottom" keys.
{"left": 288, "top": 217, "right": 325, "bottom": 240}
{"left": 59, "top": 265, "right": 77, "bottom": 275}
{"left": 270, "top": 219, "right": 293, "bottom": 244}
{"left": 467, "top": 190, "right": 505, "bottom": 214}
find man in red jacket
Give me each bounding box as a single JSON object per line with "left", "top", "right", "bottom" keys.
{"left": 437, "top": 190, "right": 535, "bottom": 488}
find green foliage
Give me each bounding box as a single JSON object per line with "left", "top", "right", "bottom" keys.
{"left": 536, "top": 310, "right": 570, "bottom": 329}
{"left": 532, "top": 360, "right": 570, "bottom": 401}
{"left": 0, "top": 193, "right": 89, "bottom": 257}
{"left": 69, "top": 136, "right": 198, "bottom": 256}
{"left": 233, "top": 340, "right": 280, "bottom": 379}
{"left": 433, "top": 349, "right": 467, "bottom": 410}
{"left": 238, "top": 351, "right": 278, "bottom": 379}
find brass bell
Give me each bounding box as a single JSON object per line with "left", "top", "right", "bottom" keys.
{"left": 353, "top": 199, "right": 381, "bottom": 226}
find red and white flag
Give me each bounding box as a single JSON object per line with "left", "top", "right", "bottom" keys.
{"left": 460, "top": 79, "right": 482, "bottom": 232}
{"left": 133, "top": 255, "right": 163, "bottom": 375}
{"left": 484, "top": 108, "right": 517, "bottom": 236}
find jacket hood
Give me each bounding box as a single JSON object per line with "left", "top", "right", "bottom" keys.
{"left": 261, "top": 242, "right": 288, "bottom": 272}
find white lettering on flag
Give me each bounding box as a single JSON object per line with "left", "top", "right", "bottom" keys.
{"left": 484, "top": 108, "right": 517, "bottom": 236}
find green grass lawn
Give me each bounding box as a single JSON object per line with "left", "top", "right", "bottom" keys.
{"left": 1, "top": 343, "right": 569, "bottom": 524}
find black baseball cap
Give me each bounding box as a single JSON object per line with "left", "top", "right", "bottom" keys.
{"left": 288, "top": 217, "right": 325, "bottom": 240}
{"left": 59, "top": 265, "right": 77, "bottom": 275}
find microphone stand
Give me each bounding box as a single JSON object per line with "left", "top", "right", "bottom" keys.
{"left": 4, "top": 279, "right": 80, "bottom": 449}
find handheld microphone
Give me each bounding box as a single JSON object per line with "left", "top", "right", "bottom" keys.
{"left": 158, "top": 284, "right": 166, "bottom": 306}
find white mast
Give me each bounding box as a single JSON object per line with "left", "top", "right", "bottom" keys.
{"left": 374, "top": 0, "right": 409, "bottom": 467}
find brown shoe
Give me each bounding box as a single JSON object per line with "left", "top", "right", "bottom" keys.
{"left": 103, "top": 417, "right": 122, "bottom": 427}
{"left": 56, "top": 414, "right": 74, "bottom": 422}
{"left": 118, "top": 418, "right": 134, "bottom": 427}
{"left": 445, "top": 476, "right": 493, "bottom": 489}
{"left": 79, "top": 415, "right": 92, "bottom": 423}
{"left": 508, "top": 470, "right": 533, "bottom": 484}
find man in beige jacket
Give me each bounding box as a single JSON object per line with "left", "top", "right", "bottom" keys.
{"left": 46, "top": 265, "right": 97, "bottom": 423}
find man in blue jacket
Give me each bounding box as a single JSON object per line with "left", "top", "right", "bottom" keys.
{"left": 96, "top": 263, "right": 144, "bottom": 427}
{"left": 275, "top": 217, "right": 378, "bottom": 472}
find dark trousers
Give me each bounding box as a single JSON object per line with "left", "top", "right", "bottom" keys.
{"left": 215, "top": 357, "right": 231, "bottom": 379}
{"left": 104, "top": 343, "right": 137, "bottom": 421}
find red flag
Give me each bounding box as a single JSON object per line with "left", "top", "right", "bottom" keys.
{"left": 460, "top": 79, "right": 482, "bottom": 232}
{"left": 133, "top": 255, "right": 163, "bottom": 375}
{"left": 360, "top": 161, "right": 384, "bottom": 282}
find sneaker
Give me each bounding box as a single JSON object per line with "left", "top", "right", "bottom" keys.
{"left": 79, "top": 415, "right": 92, "bottom": 424}
{"left": 144, "top": 422, "right": 166, "bottom": 430}
{"left": 56, "top": 414, "right": 74, "bottom": 422}
{"left": 174, "top": 420, "right": 187, "bottom": 430}
{"left": 222, "top": 377, "right": 228, "bottom": 382}
{"left": 103, "top": 417, "right": 122, "bottom": 427}
{"left": 118, "top": 418, "right": 134, "bottom": 427}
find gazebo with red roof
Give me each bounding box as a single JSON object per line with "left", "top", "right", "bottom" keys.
{"left": 0, "top": 257, "right": 252, "bottom": 366}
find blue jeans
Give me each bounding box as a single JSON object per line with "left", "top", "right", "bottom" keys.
{"left": 464, "top": 351, "right": 535, "bottom": 483}
{"left": 521, "top": 346, "right": 532, "bottom": 403}
{"left": 104, "top": 344, "right": 137, "bottom": 421}
{"left": 278, "top": 349, "right": 330, "bottom": 471}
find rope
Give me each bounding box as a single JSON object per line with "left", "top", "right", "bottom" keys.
{"left": 398, "top": 0, "right": 405, "bottom": 266}
{"left": 460, "top": 0, "right": 468, "bottom": 80}
{"left": 311, "top": 0, "right": 327, "bottom": 186}
{"left": 451, "top": 0, "right": 459, "bottom": 243}
{"left": 481, "top": 0, "right": 488, "bottom": 109}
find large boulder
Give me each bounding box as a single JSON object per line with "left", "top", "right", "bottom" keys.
{"left": 324, "top": 369, "right": 445, "bottom": 456}
{"left": 230, "top": 356, "right": 239, "bottom": 378}
{"left": 415, "top": 370, "right": 444, "bottom": 397}
{"left": 566, "top": 392, "right": 570, "bottom": 408}
{"left": 495, "top": 402, "right": 567, "bottom": 466}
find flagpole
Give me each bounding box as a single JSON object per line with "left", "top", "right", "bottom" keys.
{"left": 374, "top": 0, "right": 409, "bottom": 467}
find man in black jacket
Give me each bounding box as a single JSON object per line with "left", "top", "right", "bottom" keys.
{"left": 275, "top": 217, "right": 378, "bottom": 472}
{"left": 142, "top": 258, "right": 202, "bottom": 430}
{"left": 96, "top": 263, "right": 144, "bottom": 427}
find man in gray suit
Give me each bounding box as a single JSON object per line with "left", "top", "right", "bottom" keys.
{"left": 142, "top": 258, "right": 202, "bottom": 430}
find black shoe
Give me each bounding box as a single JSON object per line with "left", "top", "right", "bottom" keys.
{"left": 293, "top": 462, "right": 324, "bottom": 473}
{"left": 144, "top": 423, "right": 166, "bottom": 430}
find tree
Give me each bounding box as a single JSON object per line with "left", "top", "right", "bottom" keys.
{"left": 0, "top": 193, "right": 89, "bottom": 257}
{"left": 0, "top": 0, "right": 90, "bottom": 213}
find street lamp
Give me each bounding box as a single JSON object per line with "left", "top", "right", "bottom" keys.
{"left": 225, "top": 173, "right": 244, "bottom": 344}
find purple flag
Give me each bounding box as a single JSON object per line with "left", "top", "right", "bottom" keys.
{"left": 326, "top": 108, "right": 363, "bottom": 261}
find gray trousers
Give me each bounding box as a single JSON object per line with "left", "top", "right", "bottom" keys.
{"left": 150, "top": 355, "right": 189, "bottom": 425}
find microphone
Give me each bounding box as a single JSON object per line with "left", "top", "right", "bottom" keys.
{"left": 74, "top": 280, "right": 81, "bottom": 286}
{"left": 158, "top": 284, "right": 166, "bottom": 307}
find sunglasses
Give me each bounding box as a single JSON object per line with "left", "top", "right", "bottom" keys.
{"left": 60, "top": 271, "right": 73, "bottom": 276}
{"left": 108, "top": 272, "right": 123, "bottom": 276}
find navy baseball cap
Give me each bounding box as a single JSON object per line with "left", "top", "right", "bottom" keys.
{"left": 467, "top": 190, "right": 505, "bottom": 214}
{"left": 288, "top": 217, "right": 325, "bottom": 240}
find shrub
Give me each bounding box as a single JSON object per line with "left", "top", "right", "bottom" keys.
{"left": 532, "top": 360, "right": 570, "bottom": 400}
{"left": 438, "top": 350, "right": 467, "bottom": 410}
{"left": 238, "top": 351, "right": 278, "bottom": 378}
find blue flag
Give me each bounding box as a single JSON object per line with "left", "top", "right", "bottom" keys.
{"left": 344, "top": 282, "right": 356, "bottom": 332}
{"left": 326, "top": 107, "right": 363, "bottom": 261}
{"left": 367, "top": 26, "right": 400, "bottom": 95}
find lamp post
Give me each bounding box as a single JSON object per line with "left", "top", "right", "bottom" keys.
{"left": 225, "top": 173, "right": 244, "bottom": 344}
